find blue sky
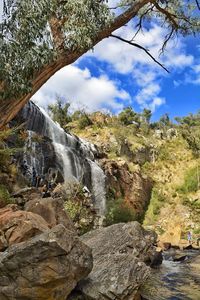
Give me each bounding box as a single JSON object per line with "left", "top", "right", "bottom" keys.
{"left": 2, "top": 0, "right": 198, "bottom": 121}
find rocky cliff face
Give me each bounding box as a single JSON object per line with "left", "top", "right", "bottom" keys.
{"left": 101, "top": 159, "right": 153, "bottom": 219}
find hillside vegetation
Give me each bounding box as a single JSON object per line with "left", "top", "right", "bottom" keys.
{"left": 54, "top": 103, "right": 200, "bottom": 240}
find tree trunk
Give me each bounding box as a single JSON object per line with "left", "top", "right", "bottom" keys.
{"left": 0, "top": 54, "right": 80, "bottom": 128}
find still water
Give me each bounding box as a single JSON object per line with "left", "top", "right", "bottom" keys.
{"left": 141, "top": 249, "right": 200, "bottom": 300}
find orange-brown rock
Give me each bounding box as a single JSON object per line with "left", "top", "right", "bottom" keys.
{"left": 101, "top": 160, "right": 153, "bottom": 217}
{"left": 25, "top": 197, "right": 75, "bottom": 232}
{"left": 0, "top": 205, "right": 49, "bottom": 251}
{"left": 12, "top": 187, "right": 42, "bottom": 205}
{"left": 157, "top": 241, "right": 171, "bottom": 251}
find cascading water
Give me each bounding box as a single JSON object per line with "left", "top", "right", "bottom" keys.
{"left": 40, "top": 107, "right": 81, "bottom": 182}
{"left": 90, "top": 161, "right": 106, "bottom": 216}
{"left": 23, "top": 131, "right": 45, "bottom": 177}
{"left": 16, "top": 101, "right": 106, "bottom": 216}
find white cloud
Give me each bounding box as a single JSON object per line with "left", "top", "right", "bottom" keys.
{"left": 33, "top": 65, "right": 130, "bottom": 113}
{"left": 149, "top": 97, "right": 166, "bottom": 112}
{"left": 87, "top": 23, "right": 193, "bottom": 74}
{"left": 183, "top": 63, "right": 200, "bottom": 85}
{"left": 84, "top": 22, "right": 193, "bottom": 111}
{"left": 133, "top": 71, "right": 166, "bottom": 112}
{"left": 193, "top": 64, "right": 200, "bottom": 73}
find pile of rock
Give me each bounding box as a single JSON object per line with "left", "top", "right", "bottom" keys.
{"left": 0, "top": 188, "right": 161, "bottom": 300}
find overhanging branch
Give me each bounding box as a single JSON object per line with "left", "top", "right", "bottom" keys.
{"left": 151, "top": 1, "right": 179, "bottom": 30}
{"left": 110, "top": 34, "right": 170, "bottom": 73}
{"left": 196, "top": 0, "right": 200, "bottom": 10}
{"left": 97, "top": 0, "right": 151, "bottom": 41}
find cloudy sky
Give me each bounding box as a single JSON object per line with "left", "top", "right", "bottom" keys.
{"left": 2, "top": 1, "right": 200, "bottom": 120}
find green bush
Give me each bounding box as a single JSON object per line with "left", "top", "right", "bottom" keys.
{"left": 118, "top": 107, "right": 140, "bottom": 126}
{"left": 144, "top": 187, "right": 166, "bottom": 224}
{"left": 78, "top": 114, "right": 92, "bottom": 129}
{"left": 182, "top": 197, "right": 200, "bottom": 210}
{"left": 105, "top": 198, "right": 137, "bottom": 226}
{"left": 158, "top": 144, "right": 172, "bottom": 161}
{"left": 177, "top": 166, "right": 200, "bottom": 194}
{"left": 0, "top": 185, "right": 13, "bottom": 207}
{"left": 193, "top": 228, "right": 200, "bottom": 234}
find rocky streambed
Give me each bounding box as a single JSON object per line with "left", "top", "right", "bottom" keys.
{"left": 140, "top": 249, "right": 200, "bottom": 300}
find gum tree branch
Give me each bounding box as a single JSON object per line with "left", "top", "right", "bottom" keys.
{"left": 110, "top": 34, "right": 170, "bottom": 73}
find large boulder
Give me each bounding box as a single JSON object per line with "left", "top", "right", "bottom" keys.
{"left": 25, "top": 197, "right": 75, "bottom": 232}
{"left": 0, "top": 224, "right": 93, "bottom": 300}
{"left": 0, "top": 204, "right": 49, "bottom": 251}
{"left": 77, "top": 222, "right": 159, "bottom": 300}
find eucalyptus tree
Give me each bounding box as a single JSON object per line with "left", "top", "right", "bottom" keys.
{"left": 1, "top": 0, "right": 200, "bottom": 128}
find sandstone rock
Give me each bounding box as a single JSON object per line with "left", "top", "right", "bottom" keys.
{"left": 157, "top": 241, "right": 171, "bottom": 251}
{"left": 25, "top": 197, "right": 75, "bottom": 232}
{"left": 183, "top": 244, "right": 194, "bottom": 250}
{"left": 173, "top": 254, "right": 187, "bottom": 262}
{"left": 0, "top": 224, "right": 92, "bottom": 300}
{"left": 0, "top": 205, "right": 49, "bottom": 251}
{"left": 159, "top": 223, "right": 182, "bottom": 247}
{"left": 78, "top": 222, "right": 158, "bottom": 300}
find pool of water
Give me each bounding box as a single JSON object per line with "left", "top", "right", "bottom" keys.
{"left": 140, "top": 249, "right": 200, "bottom": 300}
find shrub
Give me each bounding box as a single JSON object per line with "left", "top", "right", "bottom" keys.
{"left": 182, "top": 197, "right": 200, "bottom": 210}
{"left": 158, "top": 146, "right": 171, "bottom": 161}
{"left": 0, "top": 127, "right": 22, "bottom": 172}
{"left": 64, "top": 199, "right": 93, "bottom": 235}
{"left": 78, "top": 114, "right": 92, "bottom": 129}
{"left": 0, "top": 185, "right": 13, "bottom": 207}
{"left": 144, "top": 187, "right": 166, "bottom": 224}
{"left": 193, "top": 228, "right": 200, "bottom": 234}
{"left": 105, "top": 198, "right": 137, "bottom": 226}
{"left": 177, "top": 166, "right": 200, "bottom": 194}
{"left": 118, "top": 107, "right": 140, "bottom": 126}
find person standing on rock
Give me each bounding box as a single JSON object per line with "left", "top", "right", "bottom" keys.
{"left": 187, "top": 231, "right": 192, "bottom": 245}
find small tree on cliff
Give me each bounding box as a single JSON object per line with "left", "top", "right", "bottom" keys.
{"left": 1, "top": 0, "right": 200, "bottom": 128}
{"left": 48, "top": 97, "right": 72, "bottom": 128}
{"left": 142, "top": 109, "right": 152, "bottom": 124}
{"left": 119, "top": 107, "right": 140, "bottom": 126}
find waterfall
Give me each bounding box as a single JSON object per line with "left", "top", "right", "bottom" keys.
{"left": 40, "top": 107, "right": 80, "bottom": 182}
{"left": 90, "top": 161, "right": 106, "bottom": 216}
{"left": 18, "top": 101, "right": 106, "bottom": 216}
{"left": 23, "top": 131, "right": 45, "bottom": 177}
